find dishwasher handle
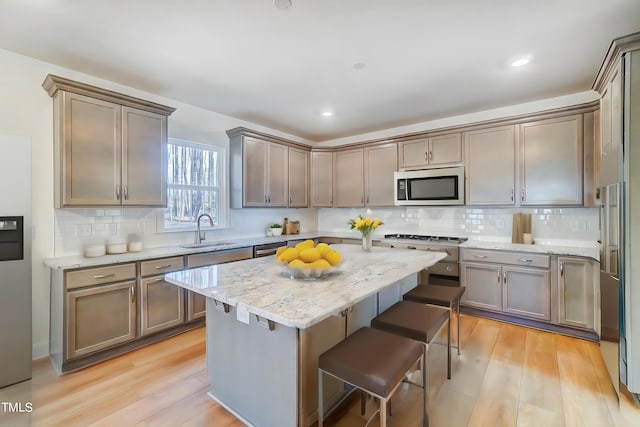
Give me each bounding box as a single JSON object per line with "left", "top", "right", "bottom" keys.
{"left": 255, "top": 247, "right": 278, "bottom": 257}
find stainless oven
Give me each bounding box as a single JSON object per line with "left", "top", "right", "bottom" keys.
{"left": 394, "top": 166, "right": 464, "bottom": 206}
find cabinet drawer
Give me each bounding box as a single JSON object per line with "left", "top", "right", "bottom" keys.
{"left": 462, "top": 249, "right": 549, "bottom": 268}
{"left": 187, "top": 247, "right": 253, "bottom": 268}
{"left": 66, "top": 263, "right": 136, "bottom": 290}
{"left": 140, "top": 256, "right": 185, "bottom": 277}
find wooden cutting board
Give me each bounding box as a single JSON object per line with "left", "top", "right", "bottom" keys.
{"left": 512, "top": 213, "right": 532, "bottom": 243}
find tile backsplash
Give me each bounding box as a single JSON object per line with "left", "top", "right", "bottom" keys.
{"left": 54, "top": 205, "right": 599, "bottom": 256}
{"left": 317, "top": 206, "right": 600, "bottom": 242}
{"left": 54, "top": 207, "right": 318, "bottom": 257}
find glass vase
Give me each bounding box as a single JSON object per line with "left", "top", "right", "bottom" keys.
{"left": 361, "top": 233, "right": 372, "bottom": 252}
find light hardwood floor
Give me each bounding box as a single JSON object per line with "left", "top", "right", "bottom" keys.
{"left": 1, "top": 315, "right": 639, "bottom": 427}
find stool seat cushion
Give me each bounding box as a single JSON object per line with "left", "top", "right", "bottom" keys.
{"left": 372, "top": 301, "right": 449, "bottom": 343}
{"left": 404, "top": 285, "right": 466, "bottom": 305}
{"left": 319, "top": 327, "right": 422, "bottom": 397}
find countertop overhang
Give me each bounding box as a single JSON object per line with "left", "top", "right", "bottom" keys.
{"left": 164, "top": 244, "right": 447, "bottom": 329}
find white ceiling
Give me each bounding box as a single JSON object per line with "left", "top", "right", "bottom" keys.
{"left": 1, "top": 0, "right": 639, "bottom": 142}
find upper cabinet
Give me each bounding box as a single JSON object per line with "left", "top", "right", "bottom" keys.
{"left": 228, "top": 127, "right": 309, "bottom": 208}
{"left": 600, "top": 67, "right": 623, "bottom": 188}
{"left": 464, "top": 125, "right": 516, "bottom": 206}
{"left": 311, "top": 151, "right": 333, "bottom": 207}
{"left": 364, "top": 143, "right": 398, "bottom": 206}
{"left": 43, "top": 75, "right": 175, "bottom": 207}
{"left": 288, "top": 147, "right": 309, "bottom": 208}
{"left": 334, "top": 148, "right": 365, "bottom": 207}
{"left": 331, "top": 143, "right": 398, "bottom": 208}
{"left": 398, "top": 133, "right": 462, "bottom": 170}
{"left": 519, "top": 114, "right": 583, "bottom": 206}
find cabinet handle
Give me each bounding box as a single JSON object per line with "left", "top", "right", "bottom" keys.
{"left": 474, "top": 254, "right": 488, "bottom": 259}
{"left": 289, "top": 194, "right": 292, "bottom": 204}
{"left": 116, "top": 185, "right": 121, "bottom": 200}
{"left": 93, "top": 273, "right": 115, "bottom": 279}
{"left": 264, "top": 195, "right": 267, "bottom": 204}
{"left": 366, "top": 195, "right": 369, "bottom": 204}
{"left": 521, "top": 189, "right": 525, "bottom": 202}
{"left": 267, "top": 195, "right": 271, "bottom": 204}
{"left": 498, "top": 270, "right": 501, "bottom": 284}
{"left": 130, "top": 285, "right": 135, "bottom": 303}
{"left": 124, "top": 185, "right": 128, "bottom": 200}
{"left": 510, "top": 189, "right": 514, "bottom": 202}
{"left": 148, "top": 278, "right": 164, "bottom": 283}
{"left": 560, "top": 261, "right": 564, "bottom": 276}
{"left": 424, "top": 151, "right": 428, "bottom": 161}
{"left": 361, "top": 196, "right": 364, "bottom": 204}
{"left": 154, "top": 264, "right": 172, "bottom": 270}
{"left": 429, "top": 151, "right": 433, "bottom": 161}
{"left": 503, "top": 271, "right": 507, "bottom": 284}
{"left": 407, "top": 246, "right": 417, "bottom": 250}
{"left": 518, "top": 259, "right": 534, "bottom": 263}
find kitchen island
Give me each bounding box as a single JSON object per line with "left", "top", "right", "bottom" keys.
{"left": 165, "top": 244, "right": 446, "bottom": 427}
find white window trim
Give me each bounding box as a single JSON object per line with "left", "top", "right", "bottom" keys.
{"left": 157, "top": 137, "right": 228, "bottom": 232}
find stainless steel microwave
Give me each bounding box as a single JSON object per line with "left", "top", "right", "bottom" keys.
{"left": 394, "top": 166, "right": 465, "bottom": 206}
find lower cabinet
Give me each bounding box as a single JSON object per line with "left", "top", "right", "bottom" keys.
{"left": 461, "top": 249, "right": 551, "bottom": 321}
{"left": 187, "top": 292, "right": 207, "bottom": 321}
{"left": 66, "top": 280, "right": 137, "bottom": 359}
{"left": 557, "top": 257, "right": 598, "bottom": 330}
{"left": 139, "top": 276, "right": 185, "bottom": 336}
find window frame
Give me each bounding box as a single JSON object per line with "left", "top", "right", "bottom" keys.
{"left": 159, "top": 137, "right": 228, "bottom": 232}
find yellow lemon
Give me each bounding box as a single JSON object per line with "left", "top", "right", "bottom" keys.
{"left": 288, "top": 259, "right": 305, "bottom": 269}
{"left": 295, "top": 239, "right": 315, "bottom": 251}
{"left": 301, "top": 261, "right": 316, "bottom": 269}
{"left": 275, "top": 246, "right": 288, "bottom": 258}
{"left": 278, "top": 247, "right": 299, "bottom": 263}
{"left": 315, "top": 242, "right": 331, "bottom": 256}
{"left": 299, "top": 247, "right": 322, "bottom": 263}
{"left": 310, "top": 259, "right": 331, "bottom": 270}
{"left": 324, "top": 249, "right": 342, "bottom": 266}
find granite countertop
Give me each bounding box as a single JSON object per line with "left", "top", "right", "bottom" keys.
{"left": 43, "top": 232, "right": 349, "bottom": 270}
{"left": 460, "top": 239, "right": 600, "bottom": 261}
{"left": 165, "top": 244, "right": 447, "bottom": 329}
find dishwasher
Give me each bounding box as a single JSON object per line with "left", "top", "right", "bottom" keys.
{"left": 253, "top": 241, "right": 287, "bottom": 258}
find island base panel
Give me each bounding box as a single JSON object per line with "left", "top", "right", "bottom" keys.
{"left": 206, "top": 300, "right": 298, "bottom": 427}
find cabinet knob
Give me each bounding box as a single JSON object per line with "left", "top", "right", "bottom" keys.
{"left": 510, "top": 189, "right": 514, "bottom": 202}
{"left": 498, "top": 270, "right": 501, "bottom": 284}
{"left": 130, "top": 285, "right": 135, "bottom": 303}
{"left": 521, "top": 189, "right": 525, "bottom": 202}
{"left": 116, "top": 185, "right": 121, "bottom": 200}
{"left": 560, "top": 261, "right": 564, "bottom": 276}
{"left": 124, "top": 185, "right": 129, "bottom": 200}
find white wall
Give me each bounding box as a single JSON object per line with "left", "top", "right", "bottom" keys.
{"left": 0, "top": 47, "right": 314, "bottom": 359}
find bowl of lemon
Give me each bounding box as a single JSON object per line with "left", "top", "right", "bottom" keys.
{"left": 275, "top": 240, "right": 342, "bottom": 280}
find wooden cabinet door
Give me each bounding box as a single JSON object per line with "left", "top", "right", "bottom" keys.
{"left": 334, "top": 148, "right": 364, "bottom": 207}
{"left": 558, "top": 257, "right": 595, "bottom": 330}
{"left": 66, "top": 280, "right": 136, "bottom": 359}
{"left": 429, "top": 133, "right": 462, "bottom": 165}
{"left": 266, "top": 142, "right": 288, "bottom": 207}
{"left": 601, "top": 68, "right": 622, "bottom": 188}
{"left": 520, "top": 115, "right": 583, "bottom": 205}
{"left": 288, "top": 147, "right": 309, "bottom": 207}
{"left": 310, "top": 152, "right": 333, "bottom": 207}
{"left": 139, "top": 276, "right": 185, "bottom": 336}
{"left": 465, "top": 126, "right": 516, "bottom": 205}
{"left": 62, "top": 92, "right": 121, "bottom": 206}
{"left": 121, "top": 107, "right": 167, "bottom": 206}
{"left": 503, "top": 266, "right": 550, "bottom": 321}
{"left": 399, "top": 138, "right": 429, "bottom": 169}
{"left": 364, "top": 143, "right": 397, "bottom": 206}
{"left": 461, "top": 262, "right": 502, "bottom": 311}
{"left": 187, "top": 291, "right": 206, "bottom": 322}
{"left": 242, "top": 136, "right": 268, "bottom": 206}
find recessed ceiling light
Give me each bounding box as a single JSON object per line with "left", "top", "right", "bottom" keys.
{"left": 321, "top": 111, "right": 333, "bottom": 117}
{"left": 511, "top": 58, "right": 530, "bottom": 67}
{"left": 273, "top": 0, "right": 292, "bottom": 10}
{"left": 353, "top": 62, "right": 366, "bottom": 70}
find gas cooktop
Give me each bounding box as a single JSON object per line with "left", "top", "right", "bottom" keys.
{"left": 383, "top": 234, "right": 468, "bottom": 244}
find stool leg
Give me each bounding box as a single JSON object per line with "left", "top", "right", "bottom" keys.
{"left": 318, "top": 370, "right": 324, "bottom": 427}
{"left": 360, "top": 390, "right": 366, "bottom": 415}
{"left": 447, "top": 316, "right": 451, "bottom": 380}
{"left": 456, "top": 299, "right": 461, "bottom": 355}
{"left": 380, "top": 396, "right": 388, "bottom": 427}
{"left": 422, "top": 350, "right": 429, "bottom": 427}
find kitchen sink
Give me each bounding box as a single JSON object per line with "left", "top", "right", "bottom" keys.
{"left": 180, "top": 241, "right": 237, "bottom": 249}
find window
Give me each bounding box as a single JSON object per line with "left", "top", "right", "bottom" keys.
{"left": 163, "top": 138, "right": 225, "bottom": 230}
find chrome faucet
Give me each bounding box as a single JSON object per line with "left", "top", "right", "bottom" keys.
{"left": 196, "top": 213, "right": 214, "bottom": 244}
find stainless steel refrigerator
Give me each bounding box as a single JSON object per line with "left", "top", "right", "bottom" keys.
{"left": 0, "top": 135, "right": 32, "bottom": 388}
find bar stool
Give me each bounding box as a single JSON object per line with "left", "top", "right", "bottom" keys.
{"left": 318, "top": 327, "right": 427, "bottom": 427}
{"left": 372, "top": 300, "right": 451, "bottom": 379}
{"left": 404, "top": 285, "right": 466, "bottom": 357}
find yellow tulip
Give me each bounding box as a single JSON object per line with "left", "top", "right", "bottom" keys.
{"left": 355, "top": 218, "right": 364, "bottom": 229}
{"left": 373, "top": 218, "right": 380, "bottom": 228}
{"left": 364, "top": 218, "right": 372, "bottom": 227}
